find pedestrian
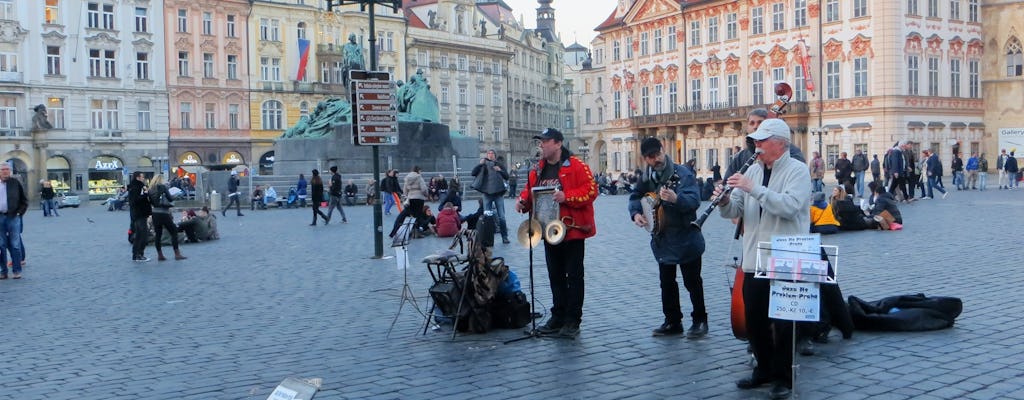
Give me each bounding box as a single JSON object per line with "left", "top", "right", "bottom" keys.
{"left": 471, "top": 149, "right": 511, "bottom": 244}
{"left": 925, "top": 150, "right": 948, "bottom": 199}
{"left": 325, "top": 166, "right": 348, "bottom": 223}
{"left": 296, "top": 173, "right": 308, "bottom": 208}
{"left": 903, "top": 142, "right": 920, "bottom": 201}
{"left": 1005, "top": 151, "right": 1019, "bottom": 189}
{"left": 714, "top": 118, "right": 810, "bottom": 400}
{"left": 389, "top": 166, "right": 427, "bottom": 238}
{"left": 870, "top": 154, "right": 881, "bottom": 183}
{"left": 997, "top": 149, "right": 1009, "bottom": 189}
{"left": 40, "top": 180, "right": 58, "bottom": 217}
{"left": 364, "top": 179, "right": 377, "bottom": 206}
{"left": 515, "top": 128, "right": 598, "bottom": 338}
{"left": 834, "top": 152, "right": 854, "bottom": 196}
{"left": 886, "top": 142, "right": 910, "bottom": 201}
{"left": 810, "top": 152, "right": 825, "bottom": 193}
{"left": 508, "top": 169, "right": 519, "bottom": 199}
{"left": 0, "top": 163, "right": 26, "bottom": 278}
{"left": 978, "top": 153, "right": 988, "bottom": 190}
{"left": 965, "top": 152, "right": 979, "bottom": 190}
{"left": 222, "top": 171, "right": 244, "bottom": 217}
{"left": 952, "top": 152, "right": 965, "bottom": 190}
{"left": 148, "top": 174, "right": 186, "bottom": 261}
{"left": 852, "top": 149, "right": 868, "bottom": 197}
{"left": 127, "top": 171, "right": 152, "bottom": 263}
{"left": 629, "top": 137, "right": 708, "bottom": 339}
{"left": 381, "top": 169, "right": 401, "bottom": 215}
{"left": 309, "top": 169, "right": 329, "bottom": 225}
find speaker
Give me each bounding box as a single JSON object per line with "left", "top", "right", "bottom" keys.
{"left": 429, "top": 281, "right": 463, "bottom": 317}
{"left": 478, "top": 212, "right": 495, "bottom": 247}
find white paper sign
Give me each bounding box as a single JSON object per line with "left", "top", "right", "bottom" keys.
{"left": 763, "top": 235, "right": 820, "bottom": 280}
{"left": 268, "top": 386, "right": 298, "bottom": 400}
{"left": 768, "top": 280, "right": 820, "bottom": 321}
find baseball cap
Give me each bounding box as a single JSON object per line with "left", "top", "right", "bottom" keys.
{"left": 533, "top": 128, "right": 564, "bottom": 142}
{"left": 640, "top": 137, "right": 662, "bottom": 157}
{"left": 231, "top": 170, "right": 238, "bottom": 175}
{"left": 747, "top": 118, "right": 791, "bottom": 141}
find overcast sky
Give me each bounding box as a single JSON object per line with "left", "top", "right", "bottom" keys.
{"left": 500, "top": 0, "right": 618, "bottom": 48}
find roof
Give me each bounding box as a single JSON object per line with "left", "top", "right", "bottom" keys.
{"left": 478, "top": 2, "right": 519, "bottom": 29}
{"left": 595, "top": 8, "right": 623, "bottom": 31}
{"left": 566, "top": 42, "right": 588, "bottom": 51}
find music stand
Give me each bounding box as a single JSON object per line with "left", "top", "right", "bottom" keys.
{"left": 386, "top": 220, "right": 422, "bottom": 338}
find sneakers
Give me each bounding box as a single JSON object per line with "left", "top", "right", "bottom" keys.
{"left": 942, "top": 192, "right": 949, "bottom": 199}
{"left": 652, "top": 322, "right": 684, "bottom": 336}
{"left": 132, "top": 256, "right": 151, "bottom": 262}
{"left": 558, "top": 320, "right": 581, "bottom": 338}
{"left": 502, "top": 237, "right": 511, "bottom": 244}
{"left": 686, "top": 321, "right": 709, "bottom": 338}
{"left": 536, "top": 317, "right": 564, "bottom": 334}
{"left": 11, "top": 273, "right": 21, "bottom": 279}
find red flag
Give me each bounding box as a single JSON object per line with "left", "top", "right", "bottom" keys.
{"left": 296, "top": 38, "right": 311, "bottom": 81}
{"left": 799, "top": 39, "right": 814, "bottom": 92}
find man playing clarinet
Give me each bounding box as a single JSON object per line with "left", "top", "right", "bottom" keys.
{"left": 628, "top": 137, "right": 708, "bottom": 338}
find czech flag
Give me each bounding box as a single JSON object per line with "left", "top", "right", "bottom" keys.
{"left": 296, "top": 38, "right": 311, "bottom": 81}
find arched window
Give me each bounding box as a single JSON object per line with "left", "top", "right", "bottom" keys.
{"left": 299, "top": 101, "right": 309, "bottom": 118}
{"left": 261, "top": 100, "right": 283, "bottom": 130}
{"left": 297, "top": 21, "right": 307, "bottom": 40}
{"left": 1008, "top": 37, "right": 1023, "bottom": 77}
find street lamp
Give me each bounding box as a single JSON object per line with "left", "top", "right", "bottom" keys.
{"left": 325, "top": 0, "right": 400, "bottom": 259}
{"left": 577, "top": 144, "right": 589, "bottom": 162}
{"left": 810, "top": 127, "right": 829, "bottom": 157}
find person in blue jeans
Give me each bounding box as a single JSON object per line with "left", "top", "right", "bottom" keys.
{"left": 0, "top": 163, "right": 27, "bottom": 279}
{"left": 924, "top": 150, "right": 947, "bottom": 199}
{"left": 380, "top": 169, "right": 401, "bottom": 215}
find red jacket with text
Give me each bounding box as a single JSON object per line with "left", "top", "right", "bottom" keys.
{"left": 517, "top": 150, "right": 598, "bottom": 241}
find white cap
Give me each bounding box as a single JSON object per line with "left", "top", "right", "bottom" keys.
{"left": 747, "top": 118, "right": 791, "bottom": 141}
{"left": 231, "top": 170, "right": 238, "bottom": 175}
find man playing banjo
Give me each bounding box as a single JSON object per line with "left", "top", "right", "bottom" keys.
{"left": 628, "top": 137, "right": 708, "bottom": 338}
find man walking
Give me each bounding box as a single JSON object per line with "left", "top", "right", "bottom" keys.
{"left": 128, "top": 171, "right": 152, "bottom": 262}
{"left": 472, "top": 149, "right": 511, "bottom": 244}
{"left": 0, "top": 163, "right": 26, "bottom": 278}
{"left": 1006, "top": 151, "right": 1019, "bottom": 189}
{"left": 223, "top": 171, "right": 244, "bottom": 217}
{"left": 997, "top": 149, "right": 1009, "bottom": 189}
{"left": 629, "top": 138, "right": 707, "bottom": 339}
{"left": 886, "top": 142, "right": 910, "bottom": 201}
{"left": 834, "top": 152, "right": 854, "bottom": 196}
{"left": 870, "top": 154, "right": 881, "bottom": 183}
{"left": 852, "top": 149, "right": 868, "bottom": 197}
{"left": 965, "top": 153, "right": 979, "bottom": 190}
{"left": 925, "top": 150, "right": 948, "bottom": 199}
{"left": 324, "top": 166, "right": 348, "bottom": 223}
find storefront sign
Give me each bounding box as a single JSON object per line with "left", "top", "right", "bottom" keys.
{"left": 179, "top": 152, "right": 201, "bottom": 165}
{"left": 223, "top": 151, "right": 244, "bottom": 164}
{"left": 92, "top": 156, "right": 122, "bottom": 170}
{"left": 998, "top": 128, "right": 1024, "bottom": 153}
{"left": 259, "top": 152, "right": 275, "bottom": 167}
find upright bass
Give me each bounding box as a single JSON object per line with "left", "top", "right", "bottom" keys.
{"left": 725, "top": 82, "right": 794, "bottom": 341}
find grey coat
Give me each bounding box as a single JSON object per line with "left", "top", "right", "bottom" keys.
{"left": 403, "top": 171, "right": 426, "bottom": 200}
{"left": 471, "top": 159, "right": 509, "bottom": 195}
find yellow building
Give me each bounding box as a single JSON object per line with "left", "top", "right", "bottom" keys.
{"left": 982, "top": 0, "right": 1024, "bottom": 160}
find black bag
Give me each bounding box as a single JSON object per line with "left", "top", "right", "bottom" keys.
{"left": 150, "top": 186, "right": 172, "bottom": 208}
{"left": 848, "top": 293, "right": 962, "bottom": 331}
{"left": 489, "top": 291, "right": 531, "bottom": 329}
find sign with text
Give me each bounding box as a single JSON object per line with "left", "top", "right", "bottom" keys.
{"left": 350, "top": 70, "right": 398, "bottom": 146}
{"left": 768, "top": 280, "right": 820, "bottom": 321}
{"left": 998, "top": 128, "right": 1024, "bottom": 154}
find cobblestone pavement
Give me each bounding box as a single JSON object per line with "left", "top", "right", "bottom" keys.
{"left": 0, "top": 188, "right": 1022, "bottom": 399}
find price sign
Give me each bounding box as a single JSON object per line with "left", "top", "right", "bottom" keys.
{"left": 350, "top": 70, "right": 398, "bottom": 146}
{"left": 768, "top": 280, "right": 820, "bottom": 321}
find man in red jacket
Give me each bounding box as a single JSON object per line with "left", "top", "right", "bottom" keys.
{"left": 515, "top": 128, "right": 598, "bottom": 338}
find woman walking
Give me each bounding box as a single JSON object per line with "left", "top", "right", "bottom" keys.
{"left": 309, "top": 169, "right": 330, "bottom": 225}
{"left": 389, "top": 166, "right": 427, "bottom": 237}
{"left": 148, "top": 175, "right": 186, "bottom": 261}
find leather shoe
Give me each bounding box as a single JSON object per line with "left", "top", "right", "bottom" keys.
{"left": 769, "top": 383, "right": 792, "bottom": 399}
{"left": 686, "top": 321, "right": 708, "bottom": 338}
{"left": 797, "top": 339, "right": 816, "bottom": 356}
{"left": 652, "top": 322, "right": 684, "bottom": 336}
{"left": 736, "top": 375, "right": 772, "bottom": 389}
{"left": 536, "top": 317, "right": 563, "bottom": 334}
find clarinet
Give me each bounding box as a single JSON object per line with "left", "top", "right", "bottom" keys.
{"left": 692, "top": 149, "right": 763, "bottom": 229}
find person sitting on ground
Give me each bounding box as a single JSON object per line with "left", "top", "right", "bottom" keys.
{"left": 344, "top": 179, "right": 359, "bottom": 206}
{"left": 462, "top": 198, "right": 485, "bottom": 230}
{"left": 435, "top": 202, "right": 462, "bottom": 237}
{"left": 830, "top": 186, "right": 868, "bottom": 231}
{"left": 264, "top": 186, "right": 278, "bottom": 208}
{"left": 809, "top": 192, "right": 840, "bottom": 235}
{"left": 251, "top": 185, "right": 266, "bottom": 210}
{"left": 437, "top": 181, "right": 463, "bottom": 212}
{"left": 412, "top": 205, "right": 437, "bottom": 238}
{"left": 178, "top": 206, "right": 220, "bottom": 242}
{"left": 865, "top": 181, "right": 903, "bottom": 229}
{"left": 365, "top": 179, "right": 377, "bottom": 206}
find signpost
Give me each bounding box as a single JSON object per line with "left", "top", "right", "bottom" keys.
{"left": 351, "top": 74, "right": 398, "bottom": 146}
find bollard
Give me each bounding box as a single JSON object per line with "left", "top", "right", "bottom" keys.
{"left": 210, "top": 190, "right": 221, "bottom": 211}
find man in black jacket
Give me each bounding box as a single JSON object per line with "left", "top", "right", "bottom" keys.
{"left": 0, "top": 163, "right": 26, "bottom": 278}
{"left": 834, "top": 152, "right": 854, "bottom": 196}
{"left": 325, "top": 166, "right": 347, "bottom": 223}
{"left": 127, "top": 171, "right": 152, "bottom": 262}
{"left": 222, "top": 171, "right": 244, "bottom": 217}
{"left": 851, "top": 150, "right": 868, "bottom": 197}
{"left": 472, "top": 149, "right": 510, "bottom": 244}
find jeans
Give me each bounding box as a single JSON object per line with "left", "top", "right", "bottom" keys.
{"left": 545, "top": 239, "right": 586, "bottom": 322}
{"left": 482, "top": 193, "right": 509, "bottom": 240}
{"left": 953, "top": 171, "right": 965, "bottom": 189}
{"left": 979, "top": 172, "right": 988, "bottom": 190}
{"left": 928, "top": 175, "right": 946, "bottom": 198}
{"left": 0, "top": 215, "right": 22, "bottom": 274}
{"left": 812, "top": 178, "right": 823, "bottom": 192}
{"left": 326, "top": 194, "right": 347, "bottom": 221}
{"left": 382, "top": 191, "right": 395, "bottom": 214}
{"left": 854, "top": 171, "right": 865, "bottom": 197}
{"left": 659, "top": 260, "right": 707, "bottom": 324}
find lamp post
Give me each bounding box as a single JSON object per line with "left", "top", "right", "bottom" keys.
{"left": 810, "top": 127, "right": 829, "bottom": 157}
{"left": 577, "top": 144, "right": 589, "bottom": 163}
{"left": 326, "top": 0, "right": 400, "bottom": 259}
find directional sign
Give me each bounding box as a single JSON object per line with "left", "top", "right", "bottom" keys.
{"left": 350, "top": 70, "right": 398, "bottom": 146}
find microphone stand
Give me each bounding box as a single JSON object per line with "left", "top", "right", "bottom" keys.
{"left": 505, "top": 204, "right": 570, "bottom": 344}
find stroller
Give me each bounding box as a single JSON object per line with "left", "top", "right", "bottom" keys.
{"left": 286, "top": 187, "right": 298, "bottom": 208}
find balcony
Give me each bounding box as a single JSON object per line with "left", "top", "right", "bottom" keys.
{"left": 262, "top": 81, "right": 284, "bottom": 91}
{"left": 295, "top": 82, "right": 314, "bottom": 93}
{"left": 0, "top": 71, "right": 23, "bottom": 82}
{"left": 632, "top": 102, "right": 810, "bottom": 128}
{"left": 0, "top": 128, "right": 27, "bottom": 137}
{"left": 317, "top": 43, "right": 343, "bottom": 55}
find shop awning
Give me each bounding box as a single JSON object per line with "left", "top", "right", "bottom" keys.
{"left": 848, "top": 123, "right": 872, "bottom": 129}
{"left": 907, "top": 121, "right": 926, "bottom": 128}
{"left": 950, "top": 122, "right": 967, "bottom": 129}
{"left": 928, "top": 122, "right": 946, "bottom": 128}
{"left": 822, "top": 124, "right": 843, "bottom": 131}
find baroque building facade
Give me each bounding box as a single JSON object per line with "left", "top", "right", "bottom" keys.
{"left": 15, "top": 0, "right": 170, "bottom": 201}
{"left": 981, "top": 0, "right": 1024, "bottom": 159}
{"left": 583, "top": 0, "right": 985, "bottom": 176}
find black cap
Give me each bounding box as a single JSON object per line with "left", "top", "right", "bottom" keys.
{"left": 640, "top": 137, "right": 662, "bottom": 157}
{"left": 533, "top": 128, "right": 564, "bottom": 142}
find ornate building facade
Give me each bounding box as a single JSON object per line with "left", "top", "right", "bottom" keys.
{"left": 981, "top": 0, "right": 1024, "bottom": 159}
{"left": 583, "top": 0, "right": 985, "bottom": 175}
{"left": 17, "top": 0, "right": 170, "bottom": 200}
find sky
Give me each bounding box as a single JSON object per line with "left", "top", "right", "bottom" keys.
{"left": 500, "top": 0, "right": 619, "bottom": 48}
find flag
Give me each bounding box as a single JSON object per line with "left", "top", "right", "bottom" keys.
{"left": 296, "top": 38, "right": 311, "bottom": 81}
{"left": 799, "top": 39, "right": 814, "bottom": 92}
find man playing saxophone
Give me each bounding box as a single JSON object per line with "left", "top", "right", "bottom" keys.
{"left": 628, "top": 137, "right": 708, "bottom": 338}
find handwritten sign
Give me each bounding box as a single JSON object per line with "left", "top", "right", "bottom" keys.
{"left": 768, "top": 280, "right": 820, "bottom": 321}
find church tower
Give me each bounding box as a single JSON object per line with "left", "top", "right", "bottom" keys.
{"left": 536, "top": 0, "right": 557, "bottom": 41}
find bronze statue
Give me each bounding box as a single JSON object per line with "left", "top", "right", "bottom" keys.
{"left": 32, "top": 104, "right": 53, "bottom": 131}
{"left": 341, "top": 33, "right": 365, "bottom": 88}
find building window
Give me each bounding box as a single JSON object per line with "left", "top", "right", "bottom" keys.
{"left": 854, "top": 0, "right": 868, "bottom": 17}
{"left": 492, "top": 90, "right": 501, "bottom": 106}
{"left": 950, "top": 58, "right": 961, "bottom": 97}
{"left": 625, "top": 37, "right": 633, "bottom": 58}
{"left": 87, "top": 2, "right": 99, "bottom": 28}
{"left": 297, "top": 22, "right": 307, "bottom": 40}
{"left": 613, "top": 91, "right": 621, "bottom": 119}
{"left": 227, "top": 15, "right": 236, "bottom": 37}
{"left": 202, "top": 12, "right": 213, "bottom": 35}
{"left": 179, "top": 102, "right": 192, "bottom": 129}
{"left": 928, "top": 56, "right": 940, "bottom": 95}
{"left": 440, "top": 86, "right": 449, "bottom": 104}
{"left": 204, "top": 103, "right": 215, "bottom": 129}
{"left": 708, "top": 17, "right": 719, "bottom": 43}
{"left": 949, "top": 0, "right": 960, "bottom": 20}
{"left": 492, "top": 127, "right": 500, "bottom": 142}
{"left": 0, "top": 98, "right": 14, "bottom": 130}
{"left": 641, "top": 87, "right": 650, "bottom": 115}
{"left": 706, "top": 148, "right": 719, "bottom": 171}
{"left": 46, "top": 46, "right": 61, "bottom": 75}
{"left": 654, "top": 84, "right": 664, "bottom": 114}
{"left": 261, "top": 100, "right": 283, "bottom": 130}
{"left": 826, "top": 0, "right": 840, "bottom": 22}
{"left": 177, "top": 9, "right": 187, "bottom": 32}
{"left": 690, "top": 79, "right": 702, "bottom": 108}
{"left": 458, "top": 55, "right": 467, "bottom": 71}
{"left": 653, "top": 29, "right": 663, "bottom": 53}
{"left": 260, "top": 19, "right": 280, "bottom": 41}
{"left": 752, "top": 7, "right": 764, "bottom": 35}
{"left": 826, "top": 145, "right": 839, "bottom": 170}
{"left": 928, "top": 0, "right": 939, "bottom": 18}
{"left": 45, "top": 0, "right": 59, "bottom": 24}
{"left": 727, "top": 74, "right": 738, "bottom": 107}
{"left": 795, "top": 65, "right": 807, "bottom": 101}
{"left": 752, "top": 70, "right": 764, "bottom": 105}
{"left": 1008, "top": 38, "right": 1023, "bottom": 77}
{"left": 89, "top": 49, "right": 116, "bottom": 78}
{"left": 794, "top": 0, "right": 807, "bottom": 27}
{"left": 772, "top": 67, "right": 785, "bottom": 86}
{"left": 261, "top": 57, "right": 281, "bottom": 81}
{"left": 203, "top": 53, "right": 214, "bottom": 78}
{"left": 91, "top": 99, "right": 119, "bottom": 131}
{"left": 708, "top": 77, "right": 720, "bottom": 106}
{"left": 475, "top": 89, "right": 483, "bottom": 106}
{"left": 690, "top": 21, "right": 701, "bottom": 46}
{"left": 228, "top": 104, "right": 240, "bottom": 130}
{"left": 726, "top": 13, "right": 737, "bottom": 40}
{"left": 458, "top": 87, "right": 467, "bottom": 105}
{"left": 135, "top": 52, "right": 149, "bottom": 80}
{"left": 667, "top": 26, "right": 677, "bottom": 50}
{"left": 227, "top": 55, "right": 238, "bottom": 80}
{"left": 177, "top": 51, "right": 189, "bottom": 77}
{"left": 299, "top": 101, "right": 309, "bottom": 118}
{"left": 968, "top": 59, "right": 979, "bottom": 98}
{"left": 908, "top": 0, "right": 919, "bottom": 15}
{"left": 772, "top": 3, "right": 785, "bottom": 31}
{"left": 826, "top": 61, "right": 840, "bottom": 99}
{"left": 968, "top": 0, "right": 978, "bottom": 22}
{"left": 137, "top": 101, "right": 151, "bottom": 131}
{"left": 101, "top": 3, "right": 113, "bottom": 29}
{"left": 48, "top": 98, "right": 65, "bottom": 129}
{"left": 134, "top": 7, "right": 148, "bottom": 32}
{"left": 612, "top": 41, "right": 620, "bottom": 61}
{"left": 640, "top": 32, "right": 649, "bottom": 56}
{"left": 908, "top": 55, "right": 920, "bottom": 95}
{"left": 854, "top": 57, "right": 869, "bottom": 97}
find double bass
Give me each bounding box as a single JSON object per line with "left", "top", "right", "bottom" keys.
{"left": 730, "top": 82, "right": 794, "bottom": 341}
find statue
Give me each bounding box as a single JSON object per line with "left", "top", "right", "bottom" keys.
{"left": 341, "top": 33, "right": 365, "bottom": 88}
{"left": 480, "top": 19, "right": 487, "bottom": 37}
{"left": 427, "top": 10, "right": 438, "bottom": 29}
{"left": 281, "top": 98, "right": 351, "bottom": 138}
{"left": 395, "top": 69, "right": 440, "bottom": 122}
{"left": 32, "top": 104, "right": 53, "bottom": 131}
